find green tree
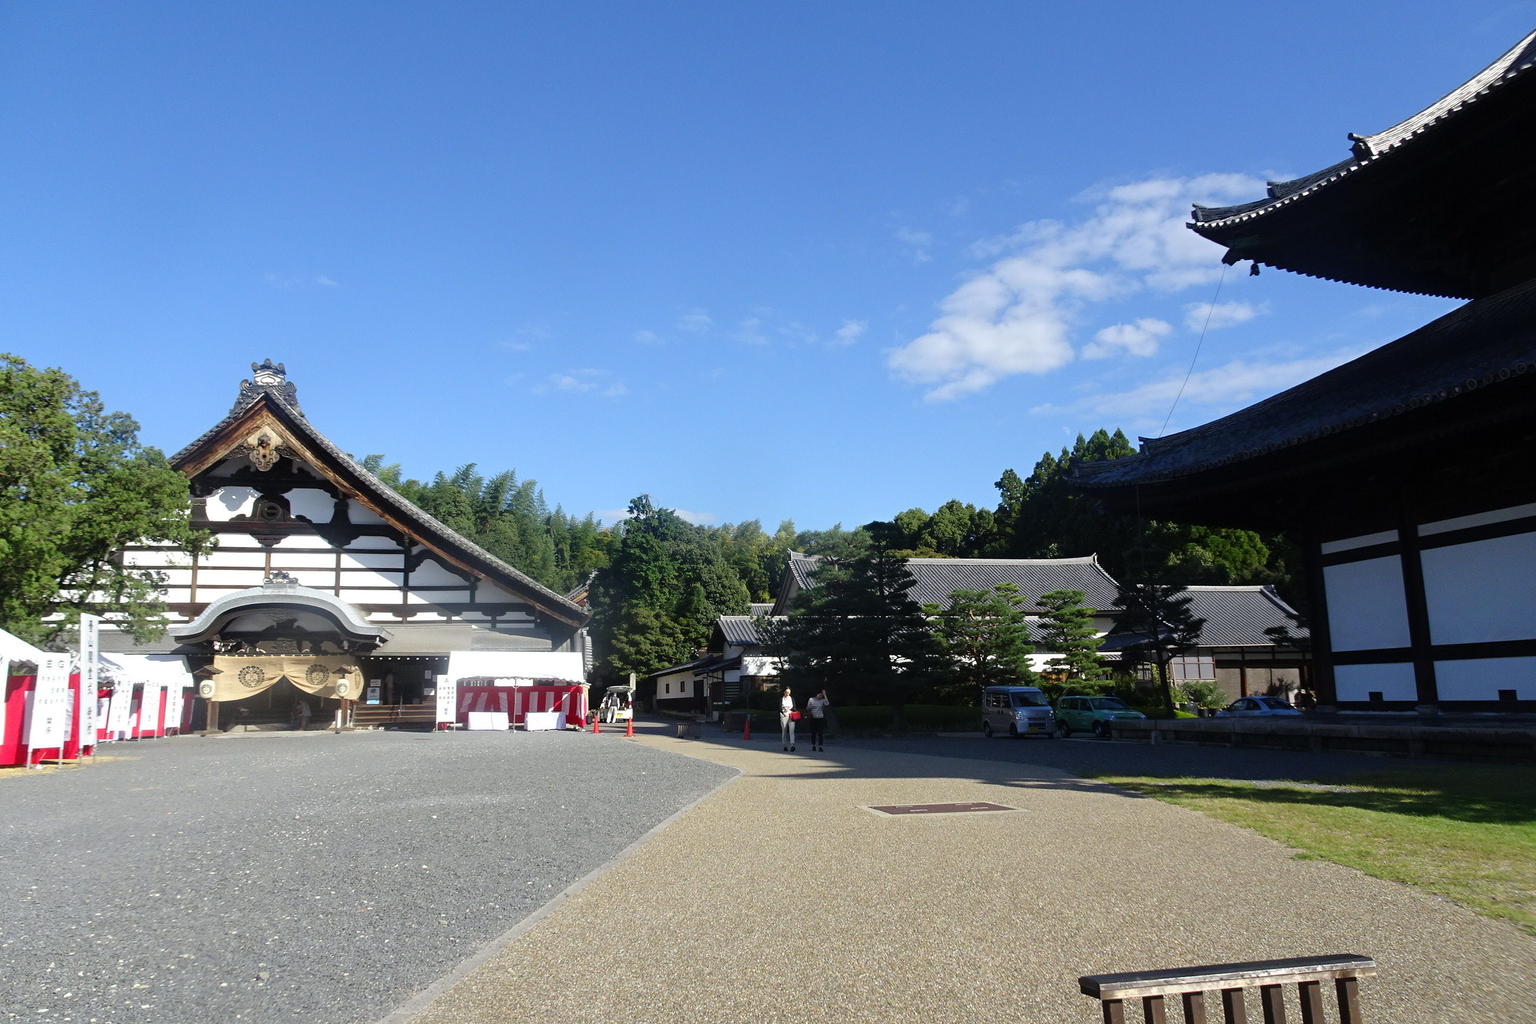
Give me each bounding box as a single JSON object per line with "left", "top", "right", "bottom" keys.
{"left": 767, "top": 522, "right": 939, "bottom": 716}
{"left": 1034, "top": 589, "right": 1105, "bottom": 683}
{"left": 930, "top": 583, "right": 1036, "bottom": 700}
{"left": 1113, "top": 582, "right": 1205, "bottom": 717}
{"left": 0, "top": 355, "right": 209, "bottom": 645}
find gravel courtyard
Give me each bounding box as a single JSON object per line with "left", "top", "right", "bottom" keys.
{"left": 0, "top": 730, "right": 736, "bottom": 1024}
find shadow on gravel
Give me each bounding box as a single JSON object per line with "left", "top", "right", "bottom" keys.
{"left": 677, "top": 726, "right": 1536, "bottom": 826}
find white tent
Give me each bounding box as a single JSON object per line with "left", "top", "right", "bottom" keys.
{"left": 99, "top": 654, "right": 194, "bottom": 740}
{"left": 445, "top": 650, "right": 586, "bottom": 684}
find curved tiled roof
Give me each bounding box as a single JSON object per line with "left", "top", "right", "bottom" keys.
{"left": 784, "top": 553, "right": 1122, "bottom": 613}
{"left": 1194, "top": 30, "right": 1536, "bottom": 230}
{"left": 1188, "top": 31, "right": 1536, "bottom": 298}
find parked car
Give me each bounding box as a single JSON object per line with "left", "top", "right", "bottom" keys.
{"left": 1055, "top": 695, "right": 1146, "bottom": 737}
{"left": 1217, "top": 696, "right": 1302, "bottom": 717}
{"left": 981, "top": 685, "right": 1055, "bottom": 739}
{"left": 594, "top": 684, "right": 635, "bottom": 724}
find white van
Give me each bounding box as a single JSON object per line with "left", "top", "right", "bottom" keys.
{"left": 981, "top": 685, "right": 1056, "bottom": 739}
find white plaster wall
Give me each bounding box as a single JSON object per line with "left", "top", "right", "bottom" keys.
{"left": 1324, "top": 556, "right": 1411, "bottom": 651}
{"left": 344, "top": 569, "right": 404, "bottom": 588}
{"left": 161, "top": 588, "right": 193, "bottom": 604}
{"left": 275, "top": 552, "right": 338, "bottom": 569}
{"left": 1434, "top": 657, "right": 1536, "bottom": 701}
{"left": 152, "top": 569, "right": 194, "bottom": 587}
{"left": 1334, "top": 663, "right": 1417, "bottom": 702}
{"left": 343, "top": 588, "right": 400, "bottom": 604}
{"left": 123, "top": 546, "right": 195, "bottom": 568}
{"left": 287, "top": 488, "right": 336, "bottom": 522}
{"left": 346, "top": 500, "right": 387, "bottom": 525}
{"left": 345, "top": 536, "right": 401, "bottom": 550}
{"left": 1420, "top": 502, "right": 1536, "bottom": 536}
{"left": 1320, "top": 529, "right": 1397, "bottom": 554}
{"left": 216, "top": 533, "right": 268, "bottom": 548}
{"left": 199, "top": 550, "right": 269, "bottom": 568}
{"left": 1421, "top": 531, "right": 1536, "bottom": 645}
{"left": 411, "top": 559, "right": 468, "bottom": 586}
{"left": 407, "top": 590, "right": 471, "bottom": 604}
{"left": 194, "top": 568, "right": 268, "bottom": 587}
{"left": 340, "top": 551, "right": 402, "bottom": 570}
{"left": 477, "top": 582, "right": 519, "bottom": 604}
{"left": 208, "top": 487, "right": 259, "bottom": 521}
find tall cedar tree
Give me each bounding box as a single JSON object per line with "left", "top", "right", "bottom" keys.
{"left": 929, "top": 583, "right": 1036, "bottom": 700}
{"left": 1034, "top": 589, "right": 1105, "bottom": 683}
{"left": 767, "top": 522, "right": 939, "bottom": 715}
{"left": 0, "top": 355, "right": 209, "bottom": 645}
{"left": 1113, "top": 582, "right": 1205, "bottom": 716}
{"left": 587, "top": 496, "right": 750, "bottom": 685}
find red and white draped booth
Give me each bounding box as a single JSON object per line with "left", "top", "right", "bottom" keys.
{"left": 442, "top": 651, "right": 587, "bottom": 730}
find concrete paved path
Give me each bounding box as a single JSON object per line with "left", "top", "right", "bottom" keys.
{"left": 398, "top": 726, "right": 1536, "bottom": 1024}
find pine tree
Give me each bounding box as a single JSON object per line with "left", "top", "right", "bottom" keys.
{"left": 1113, "top": 583, "right": 1205, "bottom": 716}
{"left": 1034, "top": 589, "right": 1105, "bottom": 684}
{"left": 931, "top": 583, "right": 1036, "bottom": 699}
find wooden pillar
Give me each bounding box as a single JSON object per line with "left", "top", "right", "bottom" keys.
{"left": 1300, "top": 526, "right": 1338, "bottom": 711}
{"left": 1395, "top": 505, "right": 1440, "bottom": 713}
{"left": 205, "top": 699, "right": 220, "bottom": 733}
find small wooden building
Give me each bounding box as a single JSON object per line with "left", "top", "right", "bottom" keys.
{"left": 106, "top": 361, "right": 590, "bottom": 729}
{"left": 1074, "top": 33, "right": 1536, "bottom": 713}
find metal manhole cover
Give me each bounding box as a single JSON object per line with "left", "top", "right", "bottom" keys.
{"left": 865, "top": 801, "right": 1019, "bottom": 816}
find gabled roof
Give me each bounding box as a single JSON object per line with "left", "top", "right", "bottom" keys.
{"left": 173, "top": 364, "right": 588, "bottom": 629}
{"left": 780, "top": 553, "right": 1122, "bottom": 613}
{"left": 1190, "top": 31, "right": 1536, "bottom": 298}
{"left": 715, "top": 614, "right": 785, "bottom": 647}
{"left": 1101, "top": 586, "right": 1306, "bottom": 652}
{"left": 1072, "top": 275, "right": 1536, "bottom": 514}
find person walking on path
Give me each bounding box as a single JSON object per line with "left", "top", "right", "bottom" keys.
{"left": 779, "top": 687, "right": 797, "bottom": 751}
{"left": 805, "top": 689, "right": 829, "bottom": 751}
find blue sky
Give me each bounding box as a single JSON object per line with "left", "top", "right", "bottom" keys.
{"left": 3, "top": 3, "right": 1527, "bottom": 530}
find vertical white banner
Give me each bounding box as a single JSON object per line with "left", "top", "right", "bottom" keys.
{"left": 434, "top": 673, "right": 455, "bottom": 726}
{"left": 165, "top": 684, "right": 185, "bottom": 735}
{"left": 107, "top": 680, "right": 133, "bottom": 740}
{"left": 78, "top": 614, "right": 100, "bottom": 749}
{"left": 24, "top": 654, "right": 71, "bottom": 755}
{"left": 139, "top": 679, "right": 162, "bottom": 738}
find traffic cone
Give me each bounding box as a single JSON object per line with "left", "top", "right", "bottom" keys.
{"left": 742, "top": 714, "right": 752, "bottom": 741}
{"left": 625, "top": 716, "right": 634, "bottom": 738}
{"left": 592, "top": 715, "right": 600, "bottom": 734}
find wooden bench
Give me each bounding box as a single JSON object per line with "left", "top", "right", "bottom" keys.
{"left": 1080, "top": 954, "right": 1376, "bottom": 1024}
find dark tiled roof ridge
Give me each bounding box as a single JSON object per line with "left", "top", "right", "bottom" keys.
{"left": 176, "top": 392, "right": 587, "bottom": 624}
{"left": 1191, "top": 30, "right": 1536, "bottom": 232}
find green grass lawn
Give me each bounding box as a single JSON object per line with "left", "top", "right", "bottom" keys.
{"left": 1092, "top": 764, "right": 1536, "bottom": 936}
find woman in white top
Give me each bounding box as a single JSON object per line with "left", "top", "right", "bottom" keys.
{"left": 779, "top": 687, "right": 797, "bottom": 751}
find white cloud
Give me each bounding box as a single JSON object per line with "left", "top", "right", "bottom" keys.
{"left": 735, "top": 316, "right": 768, "bottom": 346}
{"left": 677, "top": 309, "right": 714, "bottom": 334}
{"left": 1184, "top": 300, "right": 1264, "bottom": 331}
{"left": 889, "top": 173, "right": 1264, "bottom": 400}
{"left": 634, "top": 329, "right": 661, "bottom": 345}
{"left": 263, "top": 272, "right": 341, "bottom": 289}
{"left": 1031, "top": 348, "right": 1365, "bottom": 423}
{"left": 833, "top": 319, "right": 867, "bottom": 346}
{"left": 540, "top": 368, "right": 627, "bottom": 399}
{"left": 1083, "top": 317, "right": 1171, "bottom": 359}
{"left": 895, "top": 225, "right": 933, "bottom": 263}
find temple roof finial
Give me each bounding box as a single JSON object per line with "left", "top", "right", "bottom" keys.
{"left": 231, "top": 359, "right": 302, "bottom": 416}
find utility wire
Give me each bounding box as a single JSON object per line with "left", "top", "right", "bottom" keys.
{"left": 1157, "top": 263, "right": 1228, "bottom": 437}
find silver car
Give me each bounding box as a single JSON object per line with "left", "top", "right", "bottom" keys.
{"left": 981, "top": 685, "right": 1056, "bottom": 738}
{"left": 1218, "top": 696, "right": 1302, "bottom": 717}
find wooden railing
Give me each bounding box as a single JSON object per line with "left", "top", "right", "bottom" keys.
{"left": 348, "top": 704, "right": 437, "bottom": 729}
{"left": 1079, "top": 954, "right": 1377, "bottom": 1024}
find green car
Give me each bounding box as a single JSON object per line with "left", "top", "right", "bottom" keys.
{"left": 1054, "top": 695, "right": 1146, "bottom": 738}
